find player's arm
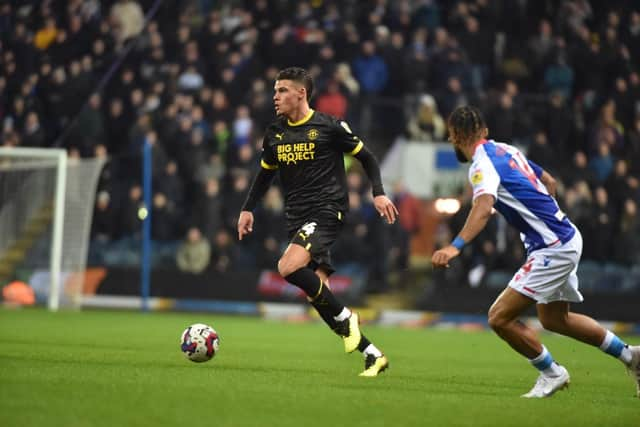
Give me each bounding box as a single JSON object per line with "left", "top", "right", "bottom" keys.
{"left": 334, "top": 119, "right": 398, "bottom": 224}
{"left": 431, "top": 194, "right": 495, "bottom": 268}
{"left": 352, "top": 145, "right": 398, "bottom": 224}
{"left": 238, "top": 167, "right": 276, "bottom": 240}
{"left": 528, "top": 159, "right": 557, "bottom": 197}
{"left": 539, "top": 170, "right": 557, "bottom": 198}
{"left": 238, "top": 134, "right": 278, "bottom": 242}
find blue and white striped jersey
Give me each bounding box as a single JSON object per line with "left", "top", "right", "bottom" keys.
{"left": 469, "top": 140, "right": 576, "bottom": 254}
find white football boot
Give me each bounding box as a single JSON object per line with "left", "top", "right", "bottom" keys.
{"left": 521, "top": 365, "right": 570, "bottom": 398}
{"left": 627, "top": 345, "right": 640, "bottom": 398}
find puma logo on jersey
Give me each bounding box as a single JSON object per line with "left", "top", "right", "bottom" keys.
{"left": 275, "top": 133, "right": 284, "bottom": 140}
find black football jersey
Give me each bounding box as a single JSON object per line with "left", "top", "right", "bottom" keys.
{"left": 259, "top": 110, "right": 364, "bottom": 224}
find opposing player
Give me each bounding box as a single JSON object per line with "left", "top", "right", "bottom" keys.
{"left": 238, "top": 67, "right": 398, "bottom": 376}
{"left": 432, "top": 105, "right": 640, "bottom": 398}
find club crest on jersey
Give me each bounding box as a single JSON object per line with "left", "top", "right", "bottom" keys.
{"left": 471, "top": 170, "right": 483, "bottom": 185}
{"left": 307, "top": 129, "right": 319, "bottom": 140}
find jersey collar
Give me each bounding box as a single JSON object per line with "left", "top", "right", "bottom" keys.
{"left": 471, "top": 139, "right": 489, "bottom": 159}
{"left": 287, "top": 109, "right": 314, "bottom": 126}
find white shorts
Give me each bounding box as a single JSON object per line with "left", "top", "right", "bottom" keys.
{"left": 508, "top": 231, "right": 584, "bottom": 304}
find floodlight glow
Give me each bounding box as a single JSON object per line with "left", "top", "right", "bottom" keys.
{"left": 434, "top": 198, "right": 461, "bottom": 214}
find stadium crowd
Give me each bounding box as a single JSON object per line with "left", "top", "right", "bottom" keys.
{"left": 1, "top": 0, "right": 639, "bottom": 294}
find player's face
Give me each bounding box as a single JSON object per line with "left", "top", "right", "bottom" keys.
{"left": 273, "top": 79, "right": 305, "bottom": 118}
{"left": 448, "top": 129, "right": 470, "bottom": 163}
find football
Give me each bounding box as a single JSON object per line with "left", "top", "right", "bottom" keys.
{"left": 180, "top": 323, "right": 220, "bottom": 362}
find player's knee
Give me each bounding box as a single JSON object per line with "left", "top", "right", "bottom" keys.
{"left": 277, "top": 257, "right": 301, "bottom": 278}
{"left": 487, "top": 307, "right": 508, "bottom": 331}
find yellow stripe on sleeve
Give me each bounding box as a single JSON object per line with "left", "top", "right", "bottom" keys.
{"left": 349, "top": 141, "right": 364, "bottom": 155}
{"left": 261, "top": 159, "right": 278, "bottom": 170}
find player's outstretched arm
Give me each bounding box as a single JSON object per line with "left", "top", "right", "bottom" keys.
{"left": 353, "top": 145, "right": 398, "bottom": 224}
{"left": 432, "top": 194, "right": 495, "bottom": 268}
{"left": 237, "top": 167, "right": 276, "bottom": 240}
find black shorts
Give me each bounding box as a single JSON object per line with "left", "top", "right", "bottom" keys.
{"left": 287, "top": 209, "right": 344, "bottom": 276}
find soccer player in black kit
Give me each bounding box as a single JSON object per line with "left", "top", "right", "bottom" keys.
{"left": 238, "top": 67, "right": 398, "bottom": 376}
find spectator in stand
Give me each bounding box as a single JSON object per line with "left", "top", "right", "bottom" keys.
{"left": 315, "top": 79, "right": 348, "bottom": 119}
{"left": 21, "top": 111, "right": 45, "bottom": 147}
{"left": 437, "top": 75, "right": 468, "bottom": 120}
{"left": 352, "top": 40, "right": 389, "bottom": 130}
{"left": 544, "top": 43, "right": 574, "bottom": 99}
{"left": 232, "top": 104, "right": 253, "bottom": 147}
{"left": 156, "top": 160, "right": 185, "bottom": 210}
{"left": 223, "top": 170, "right": 250, "bottom": 231}
{"left": 589, "top": 141, "right": 615, "bottom": 184}
{"left": 563, "top": 180, "right": 593, "bottom": 234}
{"left": 151, "top": 192, "right": 178, "bottom": 242}
{"left": 389, "top": 180, "right": 421, "bottom": 277}
{"left": 176, "top": 227, "right": 211, "bottom": 274}
{"left": 611, "top": 76, "right": 634, "bottom": 131}
{"left": 91, "top": 190, "right": 116, "bottom": 244}
{"left": 527, "top": 131, "right": 558, "bottom": 176}
{"left": 34, "top": 17, "right": 58, "bottom": 51}
{"left": 71, "top": 92, "right": 106, "bottom": 156}
{"left": 332, "top": 63, "right": 360, "bottom": 124}
{"left": 88, "top": 190, "right": 116, "bottom": 265}
{"left": 332, "top": 191, "right": 371, "bottom": 279}
{"left": 588, "top": 99, "right": 625, "bottom": 155}
{"left": 231, "top": 141, "right": 258, "bottom": 174}
{"left": 403, "top": 30, "right": 431, "bottom": 96}
{"left": 456, "top": 15, "right": 493, "bottom": 93}
{"left": 612, "top": 199, "right": 640, "bottom": 267}
{"left": 626, "top": 116, "right": 640, "bottom": 175}
{"left": 118, "top": 184, "right": 143, "bottom": 240}
{"left": 193, "top": 177, "right": 224, "bottom": 243}
{"left": 544, "top": 91, "right": 574, "bottom": 160}
{"left": 605, "top": 159, "right": 634, "bottom": 215}
{"left": 210, "top": 229, "right": 239, "bottom": 273}
{"left": 583, "top": 186, "right": 614, "bottom": 262}
{"left": 406, "top": 94, "right": 446, "bottom": 142}
{"left": 106, "top": 98, "right": 131, "bottom": 155}
{"left": 246, "top": 78, "right": 272, "bottom": 130}
{"left": 180, "top": 126, "right": 209, "bottom": 199}
{"left": 381, "top": 31, "right": 407, "bottom": 100}
{"left": 94, "top": 144, "right": 116, "bottom": 195}
{"left": 110, "top": 0, "right": 145, "bottom": 47}
{"left": 485, "top": 92, "right": 517, "bottom": 143}
{"left": 528, "top": 19, "right": 555, "bottom": 80}
{"left": 253, "top": 187, "right": 287, "bottom": 270}
{"left": 196, "top": 152, "right": 226, "bottom": 184}
{"left": 562, "top": 150, "right": 598, "bottom": 188}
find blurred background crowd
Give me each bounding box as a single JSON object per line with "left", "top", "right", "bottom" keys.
{"left": 1, "top": 0, "right": 639, "bottom": 295}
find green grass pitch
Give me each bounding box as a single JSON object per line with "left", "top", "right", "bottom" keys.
{"left": 1, "top": 308, "right": 638, "bottom": 427}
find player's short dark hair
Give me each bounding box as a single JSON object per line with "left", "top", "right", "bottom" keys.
{"left": 447, "top": 105, "right": 487, "bottom": 145}
{"left": 276, "top": 67, "right": 314, "bottom": 101}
